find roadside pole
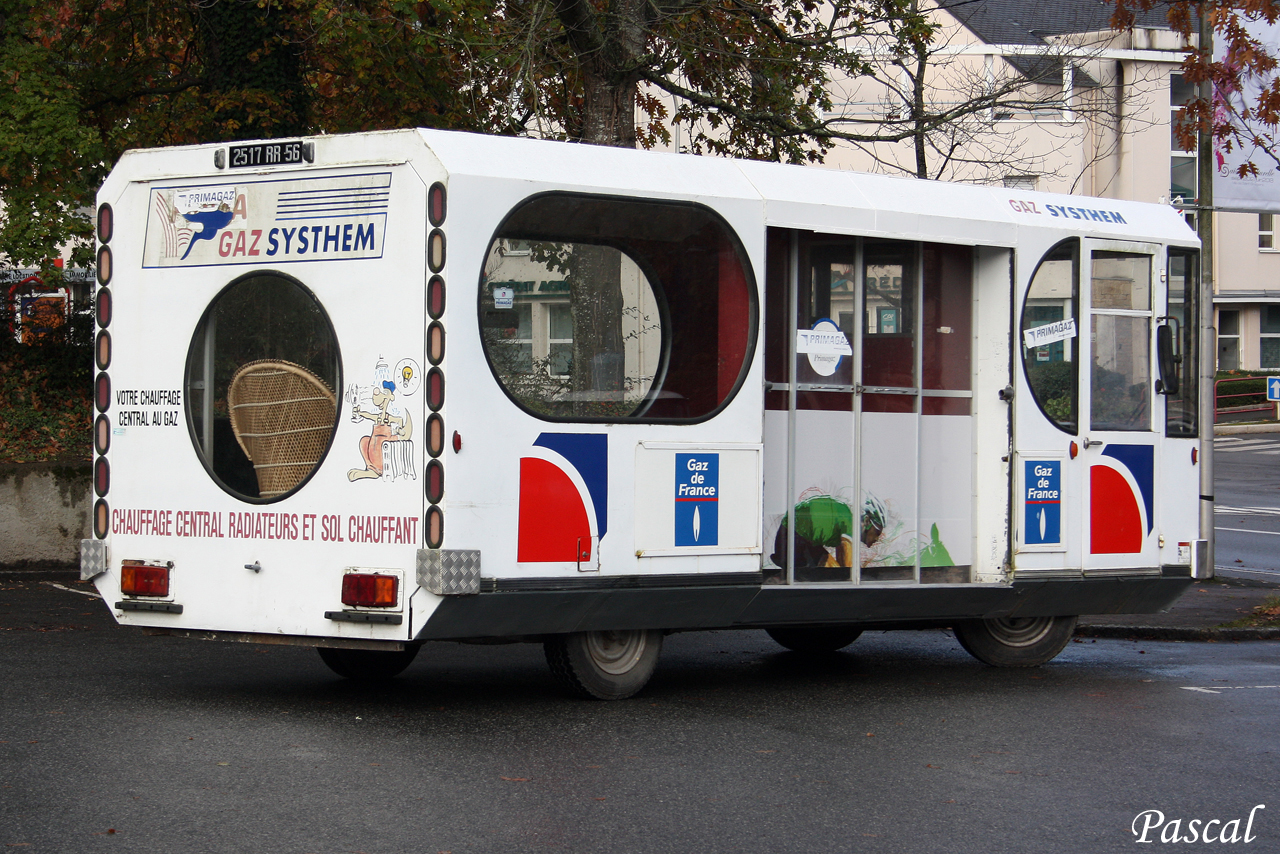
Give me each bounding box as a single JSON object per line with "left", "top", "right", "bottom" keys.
{"left": 1197, "top": 13, "right": 1216, "bottom": 579}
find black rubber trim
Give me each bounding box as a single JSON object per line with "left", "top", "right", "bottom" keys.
{"left": 1161, "top": 565, "right": 1193, "bottom": 577}
{"left": 116, "top": 600, "right": 183, "bottom": 614}
{"left": 1200, "top": 495, "right": 1214, "bottom": 501}
{"left": 415, "top": 576, "right": 1193, "bottom": 641}
{"left": 481, "top": 572, "right": 763, "bottom": 593}
{"left": 324, "top": 610, "right": 403, "bottom": 625}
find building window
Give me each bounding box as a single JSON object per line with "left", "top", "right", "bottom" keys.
{"left": 1218, "top": 309, "right": 1239, "bottom": 370}
{"left": 1170, "top": 74, "right": 1197, "bottom": 204}
{"left": 1261, "top": 214, "right": 1275, "bottom": 249}
{"left": 1262, "top": 306, "right": 1280, "bottom": 368}
{"left": 1003, "top": 175, "right": 1039, "bottom": 191}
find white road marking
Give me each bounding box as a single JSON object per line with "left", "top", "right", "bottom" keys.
{"left": 1218, "top": 505, "right": 1280, "bottom": 516}
{"left": 1215, "top": 527, "right": 1280, "bottom": 536}
{"left": 1214, "top": 566, "right": 1280, "bottom": 579}
{"left": 42, "top": 581, "right": 102, "bottom": 599}
{"left": 1181, "top": 685, "right": 1280, "bottom": 694}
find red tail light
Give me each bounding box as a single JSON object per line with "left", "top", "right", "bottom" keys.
{"left": 341, "top": 573, "right": 398, "bottom": 608}
{"left": 121, "top": 561, "right": 170, "bottom": 596}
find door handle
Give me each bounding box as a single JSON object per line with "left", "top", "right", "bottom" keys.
{"left": 1082, "top": 436, "right": 1101, "bottom": 449}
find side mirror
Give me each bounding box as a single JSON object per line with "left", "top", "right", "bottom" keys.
{"left": 1156, "top": 322, "right": 1180, "bottom": 396}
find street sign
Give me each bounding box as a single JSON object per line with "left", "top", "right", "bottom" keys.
{"left": 1268, "top": 377, "right": 1280, "bottom": 403}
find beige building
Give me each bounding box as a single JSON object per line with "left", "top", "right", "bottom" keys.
{"left": 776, "top": 0, "right": 1274, "bottom": 373}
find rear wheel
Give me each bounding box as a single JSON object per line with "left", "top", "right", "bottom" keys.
{"left": 544, "top": 629, "right": 663, "bottom": 700}
{"left": 316, "top": 645, "right": 420, "bottom": 680}
{"left": 766, "top": 625, "right": 863, "bottom": 653}
{"left": 952, "top": 615, "right": 1077, "bottom": 667}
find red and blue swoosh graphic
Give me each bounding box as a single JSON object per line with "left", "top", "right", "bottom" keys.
{"left": 1090, "top": 444, "right": 1153, "bottom": 555}
{"left": 517, "top": 433, "right": 607, "bottom": 563}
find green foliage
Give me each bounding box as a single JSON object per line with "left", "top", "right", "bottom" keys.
{"left": 0, "top": 289, "right": 93, "bottom": 462}
{"left": 1026, "top": 359, "right": 1076, "bottom": 426}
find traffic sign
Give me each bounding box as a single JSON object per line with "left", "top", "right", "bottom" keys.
{"left": 1269, "top": 377, "right": 1280, "bottom": 403}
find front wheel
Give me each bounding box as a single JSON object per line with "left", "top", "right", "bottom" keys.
{"left": 544, "top": 629, "right": 664, "bottom": 700}
{"left": 952, "top": 615, "right": 1077, "bottom": 667}
{"left": 316, "top": 645, "right": 420, "bottom": 680}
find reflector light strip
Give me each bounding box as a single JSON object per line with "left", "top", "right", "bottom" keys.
{"left": 428, "top": 229, "right": 446, "bottom": 272}
{"left": 95, "top": 373, "right": 111, "bottom": 413}
{"left": 96, "top": 246, "right": 113, "bottom": 286}
{"left": 426, "top": 506, "right": 444, "bottom": 549}
{"left": 426, "top": 460, "right": 444, "bottom": 504}
{"left": 95, "top": 330, "right": 111, "bottom": 370}
{"left": 97, "top": 204, "right": 113, "bottom": 244}
{"left": 428, "top": 182, "right": 447, "bottom": 227}
{"left": 425, "top": 187, "right": 445, "bottom": 547}
{"left": 428, "top": 276, "right": 445, "bottom": 319}
{"left": 94, "top": 457, "right": 110, "bottom": 498}
{"left": 94, "top": 209, "right": 111, "bottom": 536}
{"left": 96, "top": 289, "right": 112, "bottom": 327}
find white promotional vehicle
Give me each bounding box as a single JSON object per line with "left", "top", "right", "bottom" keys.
{"left": 81, "top": 129, "right": 1207, "bottom": 698}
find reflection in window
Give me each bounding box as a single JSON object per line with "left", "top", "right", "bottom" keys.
{"left": 185, "top": 274, "right": 340, "bottom": 501}
{"left": 863, "top": 240, "right": 915, "bottom": 390}
{"left": 1091, "top": 315, "right": 1151, "bottom": 430}
{"left": 482, "top": 242, "right": 660, "bottom": 417}
{"left": 480, "top": 194, "right": 755, "bottom": 421}
{"left": 1166, "top": 248, "right": 1199, "bottom": 437}
{"left": 1090, "top": 252, "right": 1152, "bottom": 431}
{"left": 1021, "top": 240, "right": 1078, "bottom": 433}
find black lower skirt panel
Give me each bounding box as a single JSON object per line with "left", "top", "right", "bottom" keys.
{"left": 413, "top": 575, "right": 1193, "bottom": 642}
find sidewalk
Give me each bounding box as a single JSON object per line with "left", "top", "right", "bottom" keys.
{"left": 1077, "top": 573, "right": 1280, "bottom": 640}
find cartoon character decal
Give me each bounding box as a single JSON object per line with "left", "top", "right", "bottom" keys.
{"left": 517, "top": 433, "right": 607, "bottom": 562}
{"left": 345, "top": 357, "right": 420, "bottom": 482}
{"left": 179, "top": 201, "right": 235, "bottom": 260}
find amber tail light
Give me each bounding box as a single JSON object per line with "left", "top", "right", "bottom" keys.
{"left": 121, "top": 561, "right": 170, "bottom": 597}
{"left": 341, "top": 573, "right": 398, "bottom": 608}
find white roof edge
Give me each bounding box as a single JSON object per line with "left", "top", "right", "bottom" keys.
{"left": 101, "top": 128, "right": 1198, "bottom": 248}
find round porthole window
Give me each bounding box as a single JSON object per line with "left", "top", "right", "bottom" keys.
{"left": 185, "top": 273, "right": 341, "bottom": 502}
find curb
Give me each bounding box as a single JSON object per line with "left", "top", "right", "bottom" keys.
{"left": 1214, "top": 422, "right": 1280, "bottom": 435}
{"left": 1076, "top": 625, "right": 1280, "bottom": 641}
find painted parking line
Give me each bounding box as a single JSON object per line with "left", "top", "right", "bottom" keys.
{"left": 42, "top": 581, "right": 102, "bottom": 599}
{"left": 1181, "top": 685, "right": 1280, "bottom": 694}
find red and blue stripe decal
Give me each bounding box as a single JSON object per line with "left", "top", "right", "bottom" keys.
{"left": 517, "top": 433, "right": 607, "bottom": 563}
{"left": 1090, "top": 444, "right": 1153, "bottom": 555}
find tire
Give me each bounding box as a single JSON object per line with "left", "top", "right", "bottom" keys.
{"left": 544, "top": 629, "right": 663, "bottom": 700}
{"left": 952, "top": 615, "right": 1077, "bottom": 667}
{"left": 316, "top": 645, "right": 420, "bottom": 680}
{"left": 766, "top": 625, "right": 863, "bottom": 653}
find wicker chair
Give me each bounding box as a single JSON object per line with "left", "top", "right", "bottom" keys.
{"left": 228, "top": 360, "right": 337, "bottom": 499}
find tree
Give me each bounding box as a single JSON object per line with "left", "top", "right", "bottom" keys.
{"left": 1113, "top": 0, "right": 1280, "bottom": 175}
{"left": 822, "top": 0, "right": 1172, "bottom": 183}
{"left": 0, "top": 0, "right": 326, "bottom": 273}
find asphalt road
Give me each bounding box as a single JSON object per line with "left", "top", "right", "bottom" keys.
{"left": 1213, "top": 434, "right": 1280, "bottom": 582}
{"left": 1, "top": 575, "right": 1276, "bottom": 854}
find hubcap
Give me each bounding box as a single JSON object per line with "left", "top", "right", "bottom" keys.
{"left": 584, "top": 630, "right": 647, "bottom": 675}
{"left": 986, "top": 616, "right": 1055, "bottom": 647}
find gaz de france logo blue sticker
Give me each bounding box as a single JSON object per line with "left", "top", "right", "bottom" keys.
{"left": 675, "top": 453, "right": 718, "bottom": 547}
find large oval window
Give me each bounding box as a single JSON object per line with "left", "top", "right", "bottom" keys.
{"left": 1020, "top": 239, "right": 1079, "bottom": 434}
{"left": 185, "top": 273, "right": 340, "bottom": 501}
{"left": 479, "top": 193, "right": 756, "bottom": 421}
